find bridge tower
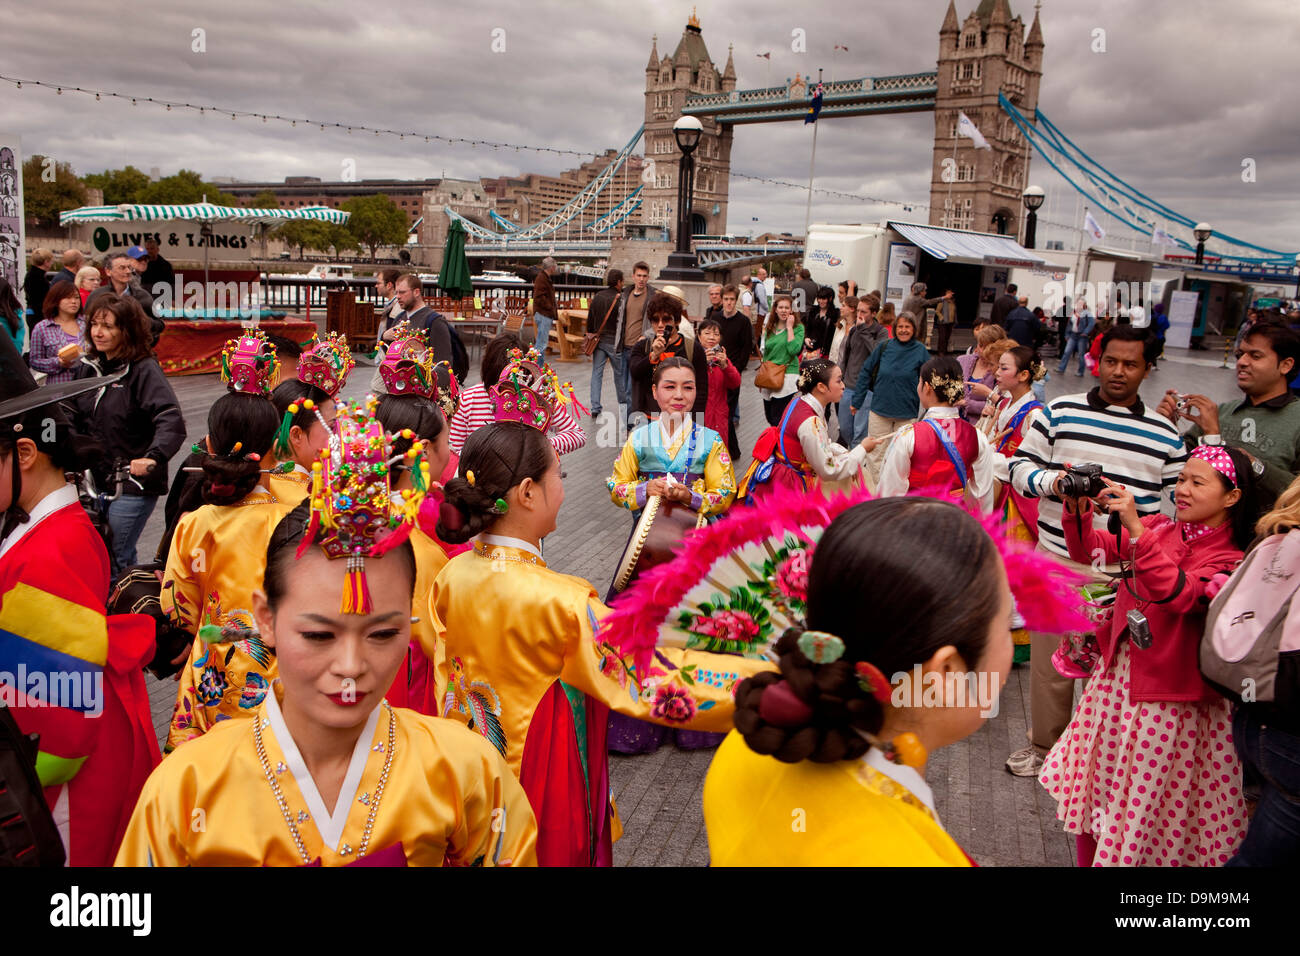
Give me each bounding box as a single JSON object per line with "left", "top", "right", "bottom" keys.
{"left": 930, "top": 0, "right": 1044, "bottom": 237}
{"left": 642, "top": 12, "right": 734, "bottom": 243}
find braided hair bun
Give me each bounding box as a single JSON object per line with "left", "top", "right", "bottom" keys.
{"left": 734, "top": 497, "right": 1003, "bottom": 764}
{"left": 437, "top": 421, "right": 554, "bottom": 544}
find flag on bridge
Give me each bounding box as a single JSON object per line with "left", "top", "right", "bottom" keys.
{"left": 805, "top": 82, "right": 825, "bottom": 124}
{"left": 1084, "top": 210, "right": 1106, "bottom": 242}
{"left": 834, "top": 44, "right": 849, "bottom": 51}
{"left": 756, "top": 51, "right": 771, "bottom": 59}
{"left": 957, "top": 111, "right": 991, "bottom": 149}
{"left": 1151, "top": 225, "right": 1177, "bottom": 247}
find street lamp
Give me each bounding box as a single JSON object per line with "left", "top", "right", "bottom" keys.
{"left": 660, "top": 115, "right": 706, "bottom": 282}
{"left": 1022, "top": 185, "right": 1045, "bottom": 249}
{"left": 1193, "top": 222, "right": 1212, "bottom": 266}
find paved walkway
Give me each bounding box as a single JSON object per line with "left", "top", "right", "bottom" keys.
{"left": 141, "top": 326, "right": 1243, "bottom": 866}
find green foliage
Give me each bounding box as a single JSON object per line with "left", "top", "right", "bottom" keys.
{"left": 21, "top": 155, "right": 88, "bottom": 226}
{"left": 247, "top": 190, "right": 280, "bottom": 209}
{"left": 276, "top": 220, "right": 354, "bottom": 257}
{"left": 340, "top": 194, "right": 407, "bottom": 261}
{"left": 81, "top": 166, "right": 239, "bottom": 207}
{"left": 82, "top": 165, "right": 151, "bottom": 204}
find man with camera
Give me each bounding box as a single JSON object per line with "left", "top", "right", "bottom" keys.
{"left": 1157, "top": 319, "right": 1300, "bottom": 510}
{"left": 1004, "top": 325, "right": 1187, "bottom": 777}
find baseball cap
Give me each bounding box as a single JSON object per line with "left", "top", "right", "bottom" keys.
{"left": 126, "top": 245, "right": 148, "bottom": 259}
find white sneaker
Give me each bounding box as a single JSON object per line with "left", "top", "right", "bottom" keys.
{"left": 1005, "top": 746, "right": 1044, "bottom": 777}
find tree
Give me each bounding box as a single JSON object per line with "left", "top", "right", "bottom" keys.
{"left": 139, "top": 169, "right": 238, "bottom": 206}
{"left": 341, "top": 194, "right": 407, "bottom": 262}
{"left": 21, "top": 155, "right": 88, "bottom": 226}
{"left": 247, "top": 190, "right": 280, "bottom": 209}
{"left": 82, "top": 165, "right": 151, "bottom": 204}
{"left": 276, "top": 220, "right": 354, "bottom": 258}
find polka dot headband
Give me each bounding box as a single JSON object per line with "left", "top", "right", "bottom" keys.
{"left": 1191, "top": 444, "right": 1236, "bottom": 487}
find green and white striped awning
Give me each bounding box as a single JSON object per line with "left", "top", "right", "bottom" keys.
{"left": 59, "top": 203, "right": 350, "bottom": 227}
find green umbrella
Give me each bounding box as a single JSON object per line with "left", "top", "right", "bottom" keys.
{"left": 439, "top": 219, "right": 474, "bottom": 300}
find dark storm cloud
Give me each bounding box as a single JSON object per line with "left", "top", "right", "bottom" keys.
{"left": 3, "top": 0, "right": 1296, "bottom": 251}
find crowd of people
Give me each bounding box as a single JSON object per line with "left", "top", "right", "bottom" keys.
{"left": 3, "top": 245, "right": 1300, "bottom": 870}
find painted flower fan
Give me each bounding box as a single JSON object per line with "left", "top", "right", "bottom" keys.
{"left": 599, "top": 484, "right": 1091, "bottom": 677}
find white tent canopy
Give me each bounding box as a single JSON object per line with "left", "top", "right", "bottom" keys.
{"left": 59, "top": 202, "right": 349, "bottom": 227}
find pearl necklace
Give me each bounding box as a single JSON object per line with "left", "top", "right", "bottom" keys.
{"left": 254, "top": 700, "right": 397, "bottom": 864}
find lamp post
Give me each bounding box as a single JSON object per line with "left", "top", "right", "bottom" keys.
{"left": 1193, "top": 222, "right": 1212, "bottom": 266}
{"left": 659, "top": 115, "right": 706, "bottom": 282}
{"left": 1021, "top": 185, "right": 1045, "bottom": 250}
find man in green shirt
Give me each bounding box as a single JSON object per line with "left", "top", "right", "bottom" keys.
{"left": 1157, "top": 321, "right": 1300, "bottom": 505}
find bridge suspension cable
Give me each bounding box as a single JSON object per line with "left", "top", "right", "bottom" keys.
{"left": 1000, "top": 94, "right": 1297, "bottom": 264}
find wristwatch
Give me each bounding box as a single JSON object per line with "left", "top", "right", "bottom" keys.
{"left": 1200, "top": 434, "right": 1222, "bottom": 446}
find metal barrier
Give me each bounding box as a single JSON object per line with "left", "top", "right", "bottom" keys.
{"left": 258, "top": 276, "right": 603, "bottom": 314}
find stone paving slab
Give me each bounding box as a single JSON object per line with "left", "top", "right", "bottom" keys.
{"left": 142, "top": 327, "right": 1243, "bottom": 865}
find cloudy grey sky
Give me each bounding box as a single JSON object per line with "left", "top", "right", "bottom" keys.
{"left": 4, "top": 0, "right": 1298, "bottom": 254}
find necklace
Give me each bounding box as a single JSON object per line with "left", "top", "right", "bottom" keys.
{"left": 254, "top": 700, "right": 396, "bottom": 864}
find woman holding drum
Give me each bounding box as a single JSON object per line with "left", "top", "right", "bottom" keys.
{"left": 605, "top": 357, "right": 737, "bottom": 754}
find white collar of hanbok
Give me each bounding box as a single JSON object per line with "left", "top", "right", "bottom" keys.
{"left": 863, "top": 746, "right": 938, "bottom": 821}
{"left": 922, "top": 405, "right": 962, "bottom": 421}
{"left": 802, "top": 394, "right": 825, "bottom": 414}
{"left": 478, "top": 533, "right": 543, "bottom": 560}
{"left": 264, "top": 689, "right": 383, "bottom": 852}
{"left": 657, "top": 413, "right": 691, "bottom": 450}
{"left": 0, "top": 483, "right": 79, "bottom": 561}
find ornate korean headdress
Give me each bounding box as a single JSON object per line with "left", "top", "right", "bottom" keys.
{"left": 379, "top": 323, "right": 461, "bottom": 419}
{"left": 298, "top": 397, "right": 429, "bottom": 614}
{"left": 221, "top": 329, "right": 280, "bottom": 397}
{"left": 296, "top": 332, "right": 354, "bottom": 398}
{"left": 489, "top": 346, "right": 587, "bottom": 431}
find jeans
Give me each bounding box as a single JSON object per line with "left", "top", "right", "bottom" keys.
{"left": 104, "top": 494, "right": 158, "bottom": 577}
{"left": 1226, "top": 707, "right": 1300, "bottom": 866}
{"left": 534, "top": 313, "right": 554, "bottom": 354}
{"left": 935, "top": 322, "right": 953, "bottom": 355}
{"left": 1058, "top": 332, "right": 1088, "bottom": 375}
{"left": 589, "top": 341, "right": 626, "bottom": 415}
{"left": 839, "top": 391, "right": 873, "bottom": 445}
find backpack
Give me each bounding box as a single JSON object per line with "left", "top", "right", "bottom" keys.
{"left": 442, "top": 317, "right": 470, "bottom": 384}
{"left": 0, "top": 701, "right": 66, "bottom": 866}
{"left": 1200, "top": 529, "right": 1300, "bottom": 709}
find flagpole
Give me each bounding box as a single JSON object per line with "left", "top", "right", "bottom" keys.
{"left": 1074, "top": 203, "right": 1088, "bottom": 290}
{"left": 804, "top": 68, "right": 823, "bottom": 243}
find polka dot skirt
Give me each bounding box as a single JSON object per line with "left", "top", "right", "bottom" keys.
{"left": 1039, "top": 643, "right": 1246, "bottom": 866}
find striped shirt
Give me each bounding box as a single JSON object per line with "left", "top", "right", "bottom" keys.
{"left": 1008, "top": 388, "right": 1187, "bottom": 568}
{"left": 448, "top": 382, "right": 587, "bottom": 456}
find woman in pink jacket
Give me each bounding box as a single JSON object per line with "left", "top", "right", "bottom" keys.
{"left": 1042, "top": 445, "right": 1260, "bottom": 866}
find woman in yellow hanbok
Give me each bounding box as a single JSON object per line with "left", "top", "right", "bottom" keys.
{"left": 432, "top": 358, "right": 772, "bottom": 867}
{"left": 267, "top": 333, "right": 353, "bottom": 506}
{"left": 680, "top": 494, "right": 1087, "bottom": 865}
{"left": 165, "top": 333, "right": 295, "bottom": 751}
{"left": 119, "top": 401, "right": 536, "bottom": 866}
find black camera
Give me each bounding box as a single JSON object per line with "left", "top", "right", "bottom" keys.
{"left": 1059, "top": 463, "right": 1105, "bottom": 498}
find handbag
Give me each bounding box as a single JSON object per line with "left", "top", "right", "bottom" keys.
{"left": 755, "top": 359, "right": 786, "bottom": 391}
{"left": 583, "top": 296, "right": 618, "bottom": 357}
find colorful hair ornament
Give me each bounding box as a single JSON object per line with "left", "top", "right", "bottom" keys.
{"left": 297, "top": 397, "right": 423, "bottom": 614}
{"left": 854, "top": 660, "right": 893, "bottom": 705}
{"left": 490, "top": 348, "right": 558, "bottom": 432}
{"left": 797, "top": 630, "right": 845, "bottom": 664}
{"left": 220, "top": 329, "right": 280, "bottom": 397}
{"left": 296, "top": 332, "right": 354, "bottom": 398}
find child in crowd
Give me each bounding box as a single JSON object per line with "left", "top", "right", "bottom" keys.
{"left": 1044, "top": 446, "right": 1259, "bottom": 865}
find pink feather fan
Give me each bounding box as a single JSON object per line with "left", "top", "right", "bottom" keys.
{"left": 599, "top": 483, "right": 1090, "bottom": 676}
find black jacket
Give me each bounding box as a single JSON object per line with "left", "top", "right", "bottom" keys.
{"left": 1003, "top": 306, "right": 1039, "bottom": 348}
{"left": 717, "top": 310, "right": 753, "bottom": 372}
{"left": 71, "top": 354, "right": 186, "bottom": 498}
{"left": 586, "top": 288, "right": 622, "bottom": 345}
{"left": 990, "top": 292, "right": 1019, "bottom": 328}
{"left": 804, "top": 305, "right": 839, "bottom": 356}
{"left": 627, "top": 334, "right": 708, "bottom": 418}
{"left": 22, "top": 266, "right": 51, "bottom": 331}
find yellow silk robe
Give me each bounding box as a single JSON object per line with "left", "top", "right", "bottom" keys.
{"left": 116, "top": 693, "right": 538, "bottom": 866}
{"left": 704, "top": 731, "right": 973, "bottom": 866}
{"left": 268, "top": 464, "right": 311, "bottom": 508}
{"left": 431, "top": 538, "right": 774, "bottom": 776}
{"left": 163, "top": 488, "right": 295, "bottom": 751}
{"left": 408, "top": 525, "right": 450, "bottom": 675}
